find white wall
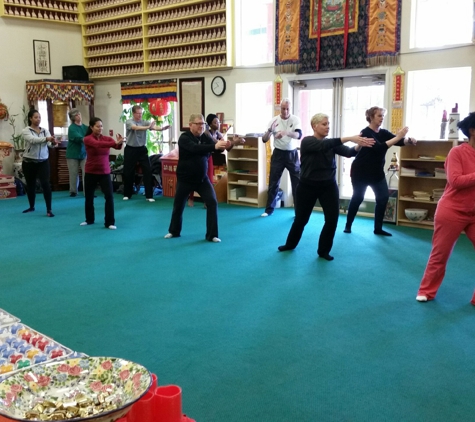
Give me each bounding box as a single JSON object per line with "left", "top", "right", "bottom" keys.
{"left": 0, "top": 18, "right": 82, "bottom": 173}
{"left": 1, "top": 0, "right": 474, "bottom": 176}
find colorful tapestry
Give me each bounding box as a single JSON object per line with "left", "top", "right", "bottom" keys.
{"left": 275, "top": 0, "right": 401, "bottom": 74}
{"left": 275, "top": 0, "right": 301, "bottom": 73}
{"left": 309, "top": 0, "right": 359, "bottom": 38}
{"left": 26, "top": 79, "right": 94, "bottom": 103}
{"left": 366, "top": 0, "right": 402, "bottom": 66}
{"left": 120, "top": 79, "right": 177, "bottom": 104}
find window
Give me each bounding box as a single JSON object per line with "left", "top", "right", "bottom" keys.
{"left": 406, "top": 67, "right": 471, "bottom": 140}
{"left": 122, "top": 103, "right": 177, "bottom": 155}
{"left": 410, "top": 0, "right": 473, "bottom": 49}
{"left": 235, "top": 0, "right": 274, "bottom": 66}
{"left": 236, "top": 82, "right": 273, "bottom": 134}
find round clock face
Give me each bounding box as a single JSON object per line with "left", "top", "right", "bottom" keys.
{"left": 211, "top": 76, "right": 226, "bottom": 96}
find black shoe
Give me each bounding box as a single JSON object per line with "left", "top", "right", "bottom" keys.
{"left": 70, "top": 192, "right": 77, "bottom": 197}
{"left": 374, "top": 229, "right": 392, "bottom": 236}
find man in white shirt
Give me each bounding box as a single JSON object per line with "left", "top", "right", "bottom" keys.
{"left": 261, "top": 99, "right": 302, "bottom": 216}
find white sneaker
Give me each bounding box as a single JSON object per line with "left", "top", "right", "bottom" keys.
{"left": 80, "top": 222, "right": 88, "bottom": 226}
{"left": 261, "top": 212, "right": 269, "bottom": 217}
{"left": 123, "top": 197, "right": 129, "bottom": 201}
{"left": 146, "top": 198, "right": 155, "bottom": 202}
{"left": 416, "top": 295, "right": 428, "bottom": 302}
{"left": 108, "top": 225, "right": 117, "bottom": 230}
{"left": 164, "top": 233, "right": 173, "bottom": 239}
{"left": 212, "top": 237, "right": 221, "bottom": 243}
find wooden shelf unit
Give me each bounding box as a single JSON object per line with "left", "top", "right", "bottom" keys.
{"left": 227, "top": 137, "right": 267, "bottom": 208}
{"left": 80, "top": 0, "right": 231, "bottom": 79}
{"left": 0, "top": 0, "right": 79, "bottom": 23}
{"left": 397, "top": 140, "right": 456, "bottom": 230}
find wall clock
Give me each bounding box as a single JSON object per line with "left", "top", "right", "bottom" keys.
{"left": 211, "top": 76, "right": 226, "bottom": 96}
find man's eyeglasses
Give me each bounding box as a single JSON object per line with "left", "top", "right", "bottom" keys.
{"left": 191, "top": 122, "right": 205, "bottom": 126}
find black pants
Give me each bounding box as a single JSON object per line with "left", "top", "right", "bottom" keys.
{"left": 282, "top": 179, "right": 340, "bottom": 256}
{"left": 84, "top": 173, "right": 115, "bottom": 227}
{"left": 346, "top": 177, "right": 389, "bottom": 231}
{"left": 123, "top": 145, "right": 153, "bottom": 199}
{"left": 265, "top": 148, "right": 300, "bottom": 214}
{"left": 22, "top": 160, "right": 52, "bottom": 211}
{"left": 168, "top": 178, "right": 218, "bottom": 240}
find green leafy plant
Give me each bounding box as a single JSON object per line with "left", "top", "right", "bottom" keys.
{"left": 7, "top": 105, "right": 28, "bottom": 150}
{"left": 119, "top": 100, "right": 174, "bottom": 155}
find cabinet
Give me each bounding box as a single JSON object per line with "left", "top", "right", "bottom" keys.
{"left": 397, "top": 140, "right": 456, "bottom": 229}
{"left": 81, "top": 0, "right": 231, "bottom": 79}
{"left": 49, "top": 145, "right": 71, "bottom": 191}
{"left": 227, "top": 136, "right": 267, "bottom": 207}
{"left": 0, "top": 0, "right": 79, "bottom": 24}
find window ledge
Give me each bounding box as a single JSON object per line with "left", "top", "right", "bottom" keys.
{"left": 405, "top": 42, "right": 474, "bottom": 54}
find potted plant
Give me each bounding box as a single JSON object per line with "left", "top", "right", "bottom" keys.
{"left": 7, "top": 105, "right": 28, "bottom": 183}
{"left": 8, "top": 105, "right": 28, "bottom": 152}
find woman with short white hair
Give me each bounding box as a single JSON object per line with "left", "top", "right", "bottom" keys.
{"left": 277, "top": 113, "right": 374, "bottom": 260}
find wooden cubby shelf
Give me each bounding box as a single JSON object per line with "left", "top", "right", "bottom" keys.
{"left": 397, "top": 140, "right": 457, "bottom": 230}
{"left": 79, "top": 0, "right": 230, "bottom": 78}
{"left": 226, "top": 137, "right": 267, "bottom": 208}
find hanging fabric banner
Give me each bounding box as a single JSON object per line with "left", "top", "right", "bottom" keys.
{"left": 391, "top": 66, "right": 405, "bottom": 133}
{"left": 120, "top": 79, "right": 177, "bottom": 104}
{"left": 275, "top": 0, "right": 301, "bottom": 73}
{"left": 26, "top": 79, "right": 94, "bottom": 103}
{"left": 366, "top": 0, "right": 402, "bottom": 66}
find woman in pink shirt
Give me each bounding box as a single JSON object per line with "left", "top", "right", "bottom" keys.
{"left": 417, "top": 112, "right": 475, "bottom": 303}
{"left": 82, "top": 117, "right": 124, "bottom": 229}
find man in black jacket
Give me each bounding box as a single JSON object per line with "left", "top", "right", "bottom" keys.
{"left": 164, "top": 114, "right": 228, "bottom": 242}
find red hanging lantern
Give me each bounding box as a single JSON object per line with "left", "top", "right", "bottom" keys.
{"left": 149, "top": 99, "right": 171, "bottom": 117}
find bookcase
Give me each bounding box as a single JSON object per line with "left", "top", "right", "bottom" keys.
{"left": 397, "top": 140, "right": 456, "bottom": 229}
{"left": 226, "top": 136, "right": 267, "bottom": 207}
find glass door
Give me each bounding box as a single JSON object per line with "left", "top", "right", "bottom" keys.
{"left": 294, "top": 75, "right": 386, "bottom": 200}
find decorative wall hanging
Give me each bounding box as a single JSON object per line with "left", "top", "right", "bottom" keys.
{"left": 178, "top": 78, "right": 204, "bottom": 131}
{"left": 33, "top": 40, "right": 51, "bottom": 75}
{"left": 391, "top": 66, "right": 404, "bottom": 134}
{"left": 366, "top": 0, "right": 402, "bottom": 66}
{"left": 26, "top": 80, "right": 94, "bottom": 103}
{"left": 275, "top": 0, "right": 301, "bottom": 73}
{"left": 120, "top": 79, "right": 177, "bottom": 104}
{"left": 275, "top": 0, "right": 401, "bottom": 74}
{"left": 309, "top": 0, "right": 359, "bottom": 38}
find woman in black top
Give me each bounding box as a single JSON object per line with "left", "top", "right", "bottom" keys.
{"left": 344, "top": 107, "right": 416, "bottom": 236}
{"left": 278, "top": 113, "right": 374, "bottom": 260}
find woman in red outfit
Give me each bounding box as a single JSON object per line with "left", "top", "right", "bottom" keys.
{"left": 417, "top": 112, "right": 475, "bottom": 303}
{"left": 82, "top": 117, "right": 124, "bottom": 229}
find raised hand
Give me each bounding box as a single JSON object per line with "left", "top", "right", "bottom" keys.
{"left": 215, "top": 140, "right": 227, "bottom": 150}
{"left": 353, "top": 135, "right": 375, "bottom": 147}
{"left": 233, "top": 134, "right": 245, "bottom": 146}
{"left": 397, "top": 126, "right": 409, "bottom": 139}
{"left": 116, "top": 134, "right": 124, "bottom": 145}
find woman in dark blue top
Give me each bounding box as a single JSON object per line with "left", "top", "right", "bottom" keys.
{"left": 344, "top": 107, "right": 416, "bottom": 236}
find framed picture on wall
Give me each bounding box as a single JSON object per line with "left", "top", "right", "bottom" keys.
{"left": 179, "top": 77, "right": 204, "bottom": 131}
{"left": 33, "top": 40, "right": 51, "bottom": 75}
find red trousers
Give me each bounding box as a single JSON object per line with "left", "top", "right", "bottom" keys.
{"left": 418, "top": 204, "right": 475, "bottom": 302}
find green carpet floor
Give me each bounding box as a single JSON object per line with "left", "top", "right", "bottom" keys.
{"left": 1, "top": 192, "right": 475, "bottom": 421}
